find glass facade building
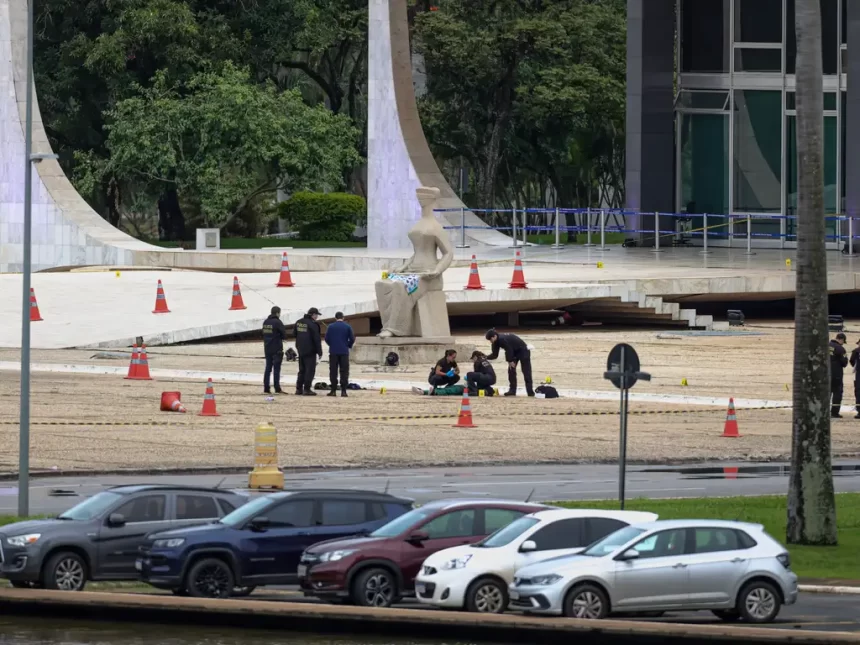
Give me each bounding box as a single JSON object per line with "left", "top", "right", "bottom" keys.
{"left": 627, "top": 0, "right": 859, "bottom": 248}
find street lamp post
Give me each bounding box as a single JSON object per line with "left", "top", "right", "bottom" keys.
{"left": 18, "top": 0, "right": 59, "bottom": 518}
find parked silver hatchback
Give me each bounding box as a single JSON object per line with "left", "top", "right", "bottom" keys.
{"left": 509, "top": 519, "right": 798, "bottom": 623}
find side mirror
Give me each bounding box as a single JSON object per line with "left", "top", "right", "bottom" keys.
{"left": 407, "top": 530, "right": 429, "bottom": 544}
{"left": 107, "top": 513, "right": 126, "bottom": 527}
{"left": 617, "top": 548, "right": 640, "bottom": 562}
{"left": 519, "top": 540, "right": 537, "bottom": 553}
{"left": 249, "top": 516, "right": 270, "bottom": 531}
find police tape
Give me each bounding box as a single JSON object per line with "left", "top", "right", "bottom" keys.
{"left": 0, "top": 405, "right": 792, "bottom": 427}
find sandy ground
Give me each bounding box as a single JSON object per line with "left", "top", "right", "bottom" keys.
{"left": 1, "top": 324, "right": 859, "bottom": 473}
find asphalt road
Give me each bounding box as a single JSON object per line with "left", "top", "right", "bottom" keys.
{"left": 3, "top": 460, "right": 860, "bottom": 516}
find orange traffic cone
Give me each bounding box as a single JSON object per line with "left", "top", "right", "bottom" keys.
{"left": 229, "top": 276, "right": 247, "bottom": 310}
{"left": 464, "top": 255, "right": 485, "bottom": 290}
{"left": 160, "top": 391, "right": 187, "bottom": 413}
{"left": 722, "top": 398, "right": 740, "bottom": 437}
{"left": 124, "top": 344, "right": 140, "bottom": 379}
{"left": 199, "top": 378, "right": 220, "bottom": 416}
{"left": 276, "top": 252, "right": 295, "bottom": 287}
{"left": 509, "top": 251, "right": 528, "bottom": 289}
{"left": 135, "top": 344, "right": 153, "bottom": 380}
{"left": 152, "top": 280, "right": 170, "bottom": 314}
{"left": 29, "top": 288, "right": 43, "bottom": 322}
{"left": 452, "top": 391, "right": 477, "bottom": 428}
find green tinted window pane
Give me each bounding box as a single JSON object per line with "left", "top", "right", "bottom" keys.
{"left": 785, "top": 115, "right": 838, "bottom": 241}
{"left": 733, "top": 90, "right": 782, "bottom": 213}
{"left": 734, "top": 48, "right": 782, "bottom": 72}
{"left": 681, "top": 113, "right": 729, "bottom": 218}
{"left": 676, "top": 90, "right": 729, "bottom": 111}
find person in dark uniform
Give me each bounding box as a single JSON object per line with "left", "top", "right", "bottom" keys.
{"left": 486, "top": 329, "right": 534, "bottom": 397}
{"left": 428, "top": 349, "right": 460, "bottom": 393}
{"left": 849, "top": 339, "right": 860, "bottom": 420}
{"left": 262, "top": 306, "right": 287, "bottom": 394}
{"left": 466, "top": 350, "right": 496, "bottom": 396}
{"left": 830, "top": 332, "right": 848, "bottom": 418}
{"left": 324, "top": 311, "right": 355, "bottom": 397}
{"left": 294, "top": 307, "right": 323, "bottom": 396}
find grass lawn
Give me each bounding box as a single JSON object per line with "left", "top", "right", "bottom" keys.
{"left": 554, "top": 494, "right": 860, "bottom": 581}
{"left": 526, "top": 232, "right": 627, "bottom": 246}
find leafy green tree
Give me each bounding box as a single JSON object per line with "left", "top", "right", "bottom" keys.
{"left": 76, "top": 64, "right": 360, "bottom": 231}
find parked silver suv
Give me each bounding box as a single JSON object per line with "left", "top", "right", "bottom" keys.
{"left": 509, "top": 519, "right": 798, "bottom": 623}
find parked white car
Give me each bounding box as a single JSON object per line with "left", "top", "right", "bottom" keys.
{"left": 414, "top": 509, "right": 657, "bottom": 613}
{"left": 509, "top": 519, "right": 798, "bottom": 623}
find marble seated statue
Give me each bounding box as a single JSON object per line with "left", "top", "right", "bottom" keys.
{"left": 375, "top": 186, "right": 454, "bottom": 338}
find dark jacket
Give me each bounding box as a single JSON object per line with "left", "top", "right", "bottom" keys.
{"left": 487, "top": 333, "right": 529, "bottom": 362}
{"left": 294, "top": 315, "right": 323, "bottom": 357}
{"left": 325, "top": 320, "right": 355, "bottom": 355}
{"left": 262, "top": 315, "right": 287, "bottom": 356}
{"left": 830, "top": 339, "right": 848, "bottom": 379}
{"left": 472, "top": 358, "right": 496, "bottom": 385}
{"left": 850, "top": 347, "right": 860, "bottom": 379}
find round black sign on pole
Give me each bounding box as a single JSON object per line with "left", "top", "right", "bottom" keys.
{"left": 607, "top": 343, "right": 641, "bottom": 390}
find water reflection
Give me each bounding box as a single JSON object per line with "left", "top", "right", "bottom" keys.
{"left": 0, "top": 617, "right": 489, "bottom": 645}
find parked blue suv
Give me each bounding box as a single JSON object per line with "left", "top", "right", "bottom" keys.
{"left": 136, "top": 489, "right": 413, "bottom": 598}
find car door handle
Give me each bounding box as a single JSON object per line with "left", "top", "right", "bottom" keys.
{"left": 731, "top": 557, "right": 746, "bottom": 563}
{"left": 672, "top": 562, "right": 687, "bottom": 568}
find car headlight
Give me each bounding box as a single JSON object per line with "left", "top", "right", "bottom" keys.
{"left": 440, "top": 554, "right": 472, "bottom": 570}
{"left": 6, "top": 533, "right": 40, "bottom": 547}
{"left": 319, "top": 549, "right": 356, "bottom": 562}
{"left": 152, "top": 538, "right": 185, "bottom": 549}
{"left": 530, "top": 574, "right": 563, "bottom": 586}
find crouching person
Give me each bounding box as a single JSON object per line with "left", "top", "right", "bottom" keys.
{"left": 466, "top": 351, "right": 496, "bottom": 396}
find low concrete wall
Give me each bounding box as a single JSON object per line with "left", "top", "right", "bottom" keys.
{"left": 0, "top": 590, "right": 855, "bottom": 645}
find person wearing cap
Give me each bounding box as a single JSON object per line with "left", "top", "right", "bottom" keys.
{"left": 262, "top": 306, "right": 288, "bottom": 394}
{"left": 324, "top": 311, "right": 355, "bottom": 397}
{"left": 849, "top": 339, "right": 860, "bottom": 420}
{"left": 294, "top": 307, "right": 323, "bottom": 395}
{"left": 466, "top": 350, "right": 496, "bottom": 396}
{"left": 485, "top": 329, "right": 534, "bottom": 397}
{"left": 829, "top": 332, "right": 848, "bottom": 418}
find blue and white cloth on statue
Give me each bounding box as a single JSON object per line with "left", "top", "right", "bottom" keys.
{"left": 388, "top": 273, "right": 420, "bottom": 294}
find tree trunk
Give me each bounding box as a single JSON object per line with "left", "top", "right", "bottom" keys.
{"left": 787, "top": 0, "right": 838, "bottom": 546}
{"left": 157, "top": 188, "right": 186, "bottom": 242}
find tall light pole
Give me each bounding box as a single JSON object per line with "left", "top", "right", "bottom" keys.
{"left": 18, "top": 0, "right": 35, "bottom": 518}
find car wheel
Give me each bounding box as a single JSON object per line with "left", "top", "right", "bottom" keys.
{"left": 712, "top": 609, "right": 741, "bottom": 622}
{"left": 352, "top": 567, "right": 397, "bottom": 608}
{"left": 563, "top": 584, "right": 609, "bottom": 620}
{"left": 465, "top": 577, "right": 508, "bottom": 614}
{"left": 737, "top": 581, "right": 781, "bottom": 624}
{"left": 186, "top": 558, "right": 235, "bottom": 599}
{"left": 41, "top": 552, "right": 87, "bottom": 591}
{"left": 231, "top": 586, "right": 256, "bottom": 597}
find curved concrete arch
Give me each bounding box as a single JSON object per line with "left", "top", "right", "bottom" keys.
{"left": 0, "top": 0, "right": 163, "bottom": 273}
{"left": 367, "top": 0, "right": 512, "bottom": 249}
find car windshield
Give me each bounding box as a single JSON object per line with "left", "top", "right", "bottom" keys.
{"left": 582, "top": 526, "right": 646, "bottom": 557}
{"left": 57, "top": 491, "right": 123, "bottom": 520}
{"left": 219, "top": 495, "right": 276, "bottom": 527}
{"left": 474, "top": 516, "right": 539, "bottom": 548}
{"left": 370, "top": 508, "right": 432, "bottom": 537}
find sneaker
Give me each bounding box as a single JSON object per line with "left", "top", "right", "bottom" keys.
{"left": 295, "top": 389, "right": 304, "bottom": 396}
{"left": 341, "top": 391, "right": 348, "bottom": 397}
{"left": 527, "top": 391, "right": 535, "bottom": 397}
{"left": 504, "top": 391, "right": 516, "bottom": 397}
{"left": 263, "top": 389, "right": 271, "bottom": 394}
{"left": 327, "top": 391, "right": 337, "bottom": 397}
{"left": 303, "top": 390, "right": 318, "bottom": 396}
{"left": 412, "top": 386, "right": 424, "bottom": 395}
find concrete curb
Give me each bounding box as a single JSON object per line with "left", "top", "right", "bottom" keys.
{"left": 799, "top": 585, "right": 860, "bottom": 595}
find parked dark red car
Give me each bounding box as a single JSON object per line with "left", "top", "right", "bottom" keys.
{"left": 298, "top": 499, "right": 553, "bottom": 607}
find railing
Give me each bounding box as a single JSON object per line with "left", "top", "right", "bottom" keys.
{"left": 434, "top": 207, "right": 857, "bottom": 253}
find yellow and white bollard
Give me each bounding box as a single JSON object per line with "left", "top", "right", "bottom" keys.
{"left": 248, "top": 422, "right": 284, "bottom": 490}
